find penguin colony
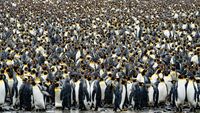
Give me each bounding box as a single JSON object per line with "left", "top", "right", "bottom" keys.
{"left": 0, "top": 0, "right": 200, "bottom": 112}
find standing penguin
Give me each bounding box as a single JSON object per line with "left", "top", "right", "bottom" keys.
{"left": 74, "top": 77, "right": 80, "bottom": 108}
{"left": 126, "top": 79, "right": 133, "bottom": 106}
{"left": 113, "top": 78, "right": 122, "bottom": 111}
{"left": 157, "top": 78, "right": 168, "bottom": 105}
{"left": 54, "top": 82, "right": 62, "bottom": 108}
{"left": 78, "top": 75, "right": 90, "bottom": 111}
{"left": 12, "top": 70, "right": 23, "bottom": 108}
{"left": 175, "top": 75, "right": 187, "bottom": 112}
{"left": 147, "top": 83, "right": 159, "bottom": 107}
{"left": 90, "top": 76, "right": 101, "bottom": 111}
{"left": 169, "top": 80, "right": 177, "bottom": 107}
{"left": 99, "top": 77, "right": 107, "bottom": 107}
{"left": 128, "top": 79, "right": 135, "bottom": 109}
{"left": 0, "top": 74, "right": 8, "bottom": 110}
{"left": 60, "top": 78, "right": 72, "bottom": 110}
{"left": 187, "top": 76, "right": 198, "bottom": 112}
{"left": 164, "top": 72, "right": 172, "bottom": 95}
{"left": 32, "top": 81, "right": 46, "bottom": 111}
{"left": 19, "top": 78, "right": 33, "bottom": 111}
{"left": 6, "top": 68, "right": 17, "bottom": 104}
{"left": 119, "top": 79, "right": 127, "bottom": 111}
{"left": 105, "top": 74, "right": 114, "bottom": 106}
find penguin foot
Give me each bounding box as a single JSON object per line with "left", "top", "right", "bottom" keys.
{"left": 94, "top": 107, "right": 98, "bottom": 111}
{"left": 176, "top": 107, "right": 182, "bottom": 112}
{"left": 62, "top": 107, "right": 65, "bottom": 111}
{"left": 122, "top": 108, "right": 128, "bottom": 111}
{"left": 189, "top": 107, "right": 196, "bottom": 112}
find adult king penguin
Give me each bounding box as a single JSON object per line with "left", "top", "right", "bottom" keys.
{"left": 175, "top": 75, "right": 187, "bottom": 112}
{"left": 0, "top": 74, "right": 8, "bottom": 110}
{"left": 32, "top": 80, "right": 46, "bottom": 111}
{"left": 187, "top": 76, "right": 198, "bottom": 112}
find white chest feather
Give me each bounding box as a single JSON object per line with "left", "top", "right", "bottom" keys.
{"left": 127, "top": 83, "right": 132, "bottom": 100}
{"left": 164, "top": 76, "right": 172, "bottom": 94}
{"left": 187, "top": 81, "right": 197, "bottom": 106}
{"left": 177, "top": 79, "right": 186, "bottom": 102}
{"left": 100, "top": 81, "right": 107, "bottom": 100}
{"left": 120, "top": 85, "right": 126, "bottom": 109}
{"left": 137, "top": 74, "right": 144, "bottom": 83}
{"left": 8, "top": 78, "right": 14, "bottom": 95}
{"left": 75, "top": 81, "right": 80, "bottom": 103}
{"left": 55, "top": 87, "right": 62, "bottom": 107}
{"left": 33, "top": 85, "right": 45, "bottom": 109}
{"left": 148, "top": 86, "right": 154, "bottom": 104}
{"left": 0, "top": 81, "right": 6, "bottom": 104}
{"left": 158, "top": 82, "right": 168, "bottom": 102}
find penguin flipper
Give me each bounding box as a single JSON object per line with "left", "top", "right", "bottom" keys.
{"left": 4, "top": 79, "right": 9, "bottom": 98}
{"left": 42, "top": 91, "right": 51, "bottom": 96}
{"left": 92, "top": 89, "right": 96, "bottom": 102}
{"left": 175, "top": 84, "right": 178, "bottom": 101}
{"left": 12, "top": 83, "right": 18, "bottom": 98}
{"left": 153, "top": 86, "right": 159, "bottom": 106}
{"left": 193, "top": 82, "right": 198, "bottom": 101}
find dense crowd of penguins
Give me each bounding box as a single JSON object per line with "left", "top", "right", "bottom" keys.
{"left": 0, "top": 0, "right": 200, "bottom": 112}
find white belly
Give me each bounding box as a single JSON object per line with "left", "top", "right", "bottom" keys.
{"left": 0, "top": 81, "right": 6, "bottom": 105}
{"left": 158, "top": 82, "right": 168, "bottom": 103}
{"left": 17, "top": 77, "right": 23, "bottom": 91}
{"left": 13, "top": 77, "right": 23, "bottom": 106}
{"left": 176, "top": 80, "right": 186, "bottom": 105}
{"left": 75, "top": 81, "right": 80, "bottom": 104}
{"left": 86, "top": 80, "right": 90, "bottom": 96}
{"left": 100, "top": 81, "right": 106, "bottom": 100}
{"left": 164, "top": 76, "right": 172, "bottom": 95}
{"left": 127, "top": 83, "right": 132, "bottom": 100}
{"left": 33, "top": 86, "right": 45, "bottom": 109}
{"left": 120, "top": 85, "right": 126, "bottom": 109}
{"left": 187, "top": 81, "right": 197, "bottom": 107}
{"left": 55, "top": 88, "right": 62, "bottom": 107}
{"left": 8, "top": 79, "right": 14, "bottom": 96}
{"left": 148, "top": 86, "right": 154, "bottom": 104}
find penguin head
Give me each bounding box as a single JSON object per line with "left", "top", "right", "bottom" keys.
{"left": 55, "top": 82, "right": 59, "bottom": 88}
{"left": 178, "top": 74, "right": 184, "bottom": 79}
{"left": 159, "top": 78, "right": 164, "bottom": 82}
{"left": 189, "top": 75, "right": 195, "bottom": 81}
{"left": 121, "top": 79, "right": 126, "bottom": 84}
{"left": 116, "top": 78, "right": 120, "bottom": 82}
{"left": 139, "top": 82, "right": 144, "bottom": 86}
{"left": 31, "top": 80, "right": 36, "bottom": 86}
{"left": 132, "top": 78, "right": 137, "bottom": 83}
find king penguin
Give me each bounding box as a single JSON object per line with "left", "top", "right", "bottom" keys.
{"left": 0, "top": 74, "right": 8, "bottom": 110}
{"left": 119, "top": 79, "right": 127, "bottom": 110}
{"left": 32, "top": 81, "right": 46, "bottom": 111}
{"left": 157, "top": 78, "right": 168, "bottom": 105}
{"left": 99, "top": 77, "right": 107, "bottom": 106}
{"left": 54, "top": 82, "right": 62, "bottom": 108}
{"left": 187, "top": 76, "right": 198, "bottom": 112}
{"left": 12, "top": 70, "right": 23, "bottom": 107}
{"left": 175, "top": 75, "right": 187, "bottom": 112}
{"left": 60, "top": 78, "right": 72, "bottom": 110}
